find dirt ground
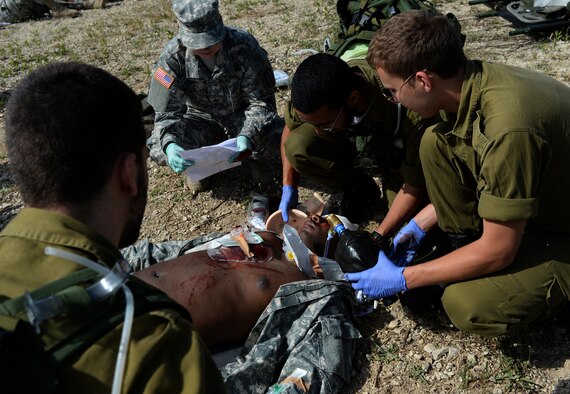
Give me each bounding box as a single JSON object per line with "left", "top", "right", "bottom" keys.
{"left": 1, "top": 0, "right": 570, "bottom": 392}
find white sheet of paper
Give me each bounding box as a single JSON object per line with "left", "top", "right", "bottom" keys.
{"left": 533, "top": 0, "right": 567, "bottom": 6}
{"left": 180, "top": 138, "right": 242, "bottom": 182}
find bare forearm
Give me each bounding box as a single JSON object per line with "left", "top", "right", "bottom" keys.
{"left": 403, "top": 219, "right": 526, "bottom": 289}
{"left": 280, "top": 125, "right": 300, "bottom": 187}
{"left": 411, "top": 203, "right": 437, "bottom": 232}
{"left": 375, "top": 183, "right": 426, "bottom": 237}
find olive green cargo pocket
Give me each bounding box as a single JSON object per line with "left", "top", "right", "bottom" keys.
{"left": 497, "top": 274, "right": 566, "bottom": 327}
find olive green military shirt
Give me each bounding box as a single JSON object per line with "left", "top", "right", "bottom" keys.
{"left": 435, "top": 60, "right": 570, "bottom": 233}
{"left": 284, "top": 58, "right": 428, "bottom": 188}
{"left": 0, "top": 208, "right": 226, "bottom": 393}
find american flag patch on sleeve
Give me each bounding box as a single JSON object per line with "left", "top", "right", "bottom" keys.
{"left": 154, "top": 67, "right": 174, "bottom": 89}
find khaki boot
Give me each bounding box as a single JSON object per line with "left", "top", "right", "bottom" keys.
{"left": 185, "top": 177, "right": 209, "bottom": 196}
{"left": 51, "top": 7, "right": 80, "bottom": 18}
{"left": 83, "top": 0, "right": 106, "bottom": 9}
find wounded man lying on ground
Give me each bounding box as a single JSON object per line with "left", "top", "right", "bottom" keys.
{"left": 126, "top": 216, "right": 363, "bottom": 393}
{"left": 129, "top": 213, "right": 358, "bottom": 348}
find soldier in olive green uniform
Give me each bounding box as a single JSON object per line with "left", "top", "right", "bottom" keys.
{"left": 280, "top": 53, "right": 435, "bottom": 234}
{"left": 347, "top": 10, "right": 570, "bottom": 336}
{"left": 0, "top": 63, "right": 225, "bottom": 392}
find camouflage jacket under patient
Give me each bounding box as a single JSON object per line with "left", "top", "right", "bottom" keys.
{"left": 121, "top": 235, "right": 224, "bottom": 271}
{"left": 121, "top": 240, "right": 362, "bottom": 393}
{"left": 147, "top": 26, "right": 277, "bottom": 162}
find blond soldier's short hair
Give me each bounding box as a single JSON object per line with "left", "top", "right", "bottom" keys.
{"left": 366, "top": 10, "right": 466, "bottom": 80}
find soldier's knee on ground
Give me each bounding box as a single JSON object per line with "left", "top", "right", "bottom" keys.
{"left": 442, "top": 282, "right": 509, "bottom": 337}
{"left": 444, "top": 257, "right": 570, "bottom": 337}
{"left": 147, "top": 134, "right": 168, "bottom": 166}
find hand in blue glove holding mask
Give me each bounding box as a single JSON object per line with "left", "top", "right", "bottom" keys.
{"left": 228, "top": 135, "right": 253, "bottom": 163}
{"left": 390, "top": 219, "right": 426, "bottom": 266}
{"left": 165, "top": 143, "right": 194, "bottom": 174}
{"left": 279, "top": 185, "right": 298, "bottom": 222}
{"left": 345, "top": 251, "right": 407, "bottom": 299}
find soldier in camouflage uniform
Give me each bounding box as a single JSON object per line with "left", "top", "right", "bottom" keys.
{"left": 147, "top": 0, "right": 280, "bottom": 186}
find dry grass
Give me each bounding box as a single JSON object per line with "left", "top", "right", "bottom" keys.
{"left": 1, "top": 0, "right": 569, "bottom": 392}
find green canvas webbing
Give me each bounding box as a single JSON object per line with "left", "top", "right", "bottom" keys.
{"left": 0, "top": 269, "right": 99, "bottom": 316}
{"left": 326, "top": 30, "right": 376, "bottom": 58}
{"left": 0, "top": 268, "right": 102, "bottom": 393}
{"left": 45, "top": 277, "right": 190, "bottom": 367}
{"left": 330, "top": 0, "right": 464, "bottom": 61}
{"left": 336, "top": 0, "right": 438, "bottom": 40}
{"left": 329, "top": 0, "right": 442, "bottom": 62}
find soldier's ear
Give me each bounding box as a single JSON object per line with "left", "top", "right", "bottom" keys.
{"left": 415, "top": 71, "right": 433, "bottom": 92}
{"left": 346, "top": 89, "right": 360, "bottom": 108}
{"left": 117, "top": 152, "right": 139, "bottom": 197}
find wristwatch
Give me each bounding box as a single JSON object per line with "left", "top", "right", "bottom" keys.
{"left": 371, "top": 231, "right": 390, "bottom": 251}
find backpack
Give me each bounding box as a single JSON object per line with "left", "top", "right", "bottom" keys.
{"left": 327, "top": 0, "right": 464, "bottom": 59}
{"left": 338, "top": 0, "right": 438, "bottom": 37}
{"left": 0, "top": 263, "right": 190, "bottom": 393}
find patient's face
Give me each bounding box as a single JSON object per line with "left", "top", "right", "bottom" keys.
{"left": 208, "top": 222, "right": 330, "bottom": 265}
{"left": 299, "top": 214, "right": 330, "bottom": 255}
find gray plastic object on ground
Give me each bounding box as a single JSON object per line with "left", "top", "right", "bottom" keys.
{"left": 273, "top": 70, "right": 290, "bottom": 88}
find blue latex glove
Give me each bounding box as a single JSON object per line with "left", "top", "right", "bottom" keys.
{"left": 228, "top": 135, "right": 253, "bottom": 163}
{"left": 345, "top": 251, "right": 407, "bottom": 299}
{"left": 389, "top": 219, "right": 426, "bottom": 266}
{"left": 165, "top": 143, "right": 194, "bottom": 174}
{"left": 279, "top": 185, "right": 298, "bottom": 222}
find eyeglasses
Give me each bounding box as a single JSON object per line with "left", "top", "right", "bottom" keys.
{"left": 381, "top": 72, "right": 416, "bottom": 104}
{"left": 314, "top": 105, "right": 344, "bottom": 134}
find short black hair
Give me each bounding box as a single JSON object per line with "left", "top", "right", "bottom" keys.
{"left": 291, "top": 53, "right": 357, "bottom": 113}
{"left": 5, "top": 62, "right": 145, "bottom": 208}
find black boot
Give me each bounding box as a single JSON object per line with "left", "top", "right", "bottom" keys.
{"left": 399, "top": 285, "right": 444, "bottom": 313}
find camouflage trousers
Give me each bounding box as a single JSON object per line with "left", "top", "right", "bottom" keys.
{"left": 0, "top": 0, "right": 48, "bottom": 22}
{"left": 222, "top": 280, "right": 361, "bottom": 393}
{"left": 148, "top": 112, "right": 284, "bottom": 167}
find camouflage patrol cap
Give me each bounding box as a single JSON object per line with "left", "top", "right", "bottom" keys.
{"left": 173, "top": 0, "right": 224, "bottom": 50}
